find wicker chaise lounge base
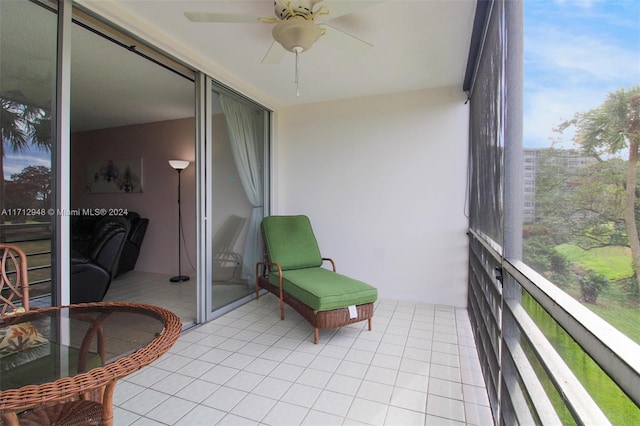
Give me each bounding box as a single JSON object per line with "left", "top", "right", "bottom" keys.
{"left": 256, "top": 276, "right": 374, "bottom": 344}
{"left": 256, "top": 215, "right": 378, "bottom": 344}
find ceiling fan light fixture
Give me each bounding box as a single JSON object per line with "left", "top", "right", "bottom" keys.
{"left": 272, "top": 17, "right": 322, "bottom": 52}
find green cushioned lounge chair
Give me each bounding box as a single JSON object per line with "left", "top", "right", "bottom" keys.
{"left": 256, "top": 215, "right": 378, "bottom": 343}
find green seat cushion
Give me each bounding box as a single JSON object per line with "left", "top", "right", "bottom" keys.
{"left": 262, "top": 216, "right": 323, "bottom": 270}
{"left": 269, "top": 267, "right": 378, "bottom": 312}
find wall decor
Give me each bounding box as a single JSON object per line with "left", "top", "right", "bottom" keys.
{"left": 86, "top": 158, "right": 143, "bottom": 193}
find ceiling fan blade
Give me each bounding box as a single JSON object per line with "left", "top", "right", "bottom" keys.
{"left": 321, "top": 1, "right": 385, "bottom": 20}
{"left": 261, "top": 41, "right": 287, "bottom": 64}
{"left": 321, "top": 24, "right": 373, "bottom": 55}
{"left": 184, "top": 11, "right": 264, "bottom": 24}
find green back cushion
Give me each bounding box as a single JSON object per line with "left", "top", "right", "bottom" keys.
{"left": 262, "top": 215, "right": 323, "bottom": 270}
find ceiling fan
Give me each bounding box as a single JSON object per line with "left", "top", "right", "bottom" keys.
{"left": 184, "top": 0, "right": 378, "bottom": 95}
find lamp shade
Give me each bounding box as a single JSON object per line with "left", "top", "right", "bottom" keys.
{"left": 169, "top": 160, "right": 190, "bottom": 170}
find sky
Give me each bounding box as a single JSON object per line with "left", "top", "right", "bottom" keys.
{"left": 524, "top": 0, "right": 640, "bottom": 148}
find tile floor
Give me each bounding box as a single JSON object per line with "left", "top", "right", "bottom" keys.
{"left": 111, "top": 295, "right": 493, "bottom": 425}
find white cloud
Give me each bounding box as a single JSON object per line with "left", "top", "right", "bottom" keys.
{"left": 523, "top": 16, "right": 639, "bottom": 148}
{"left": 526, "top": 29, "right": 638, "bottom": 82}
{"left": 3, "top": 152, "right": 51, "bottom": 180}
{"left": 523, "top": 86, "right": 607, "bottom": 148}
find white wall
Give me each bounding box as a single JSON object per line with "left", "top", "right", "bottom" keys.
{"left": 276, "top": 87, "right": 469, "bottom": 307}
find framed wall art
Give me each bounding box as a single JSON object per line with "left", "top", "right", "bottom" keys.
{"left": 86, "top": 158, "right": 143, "bottom": 193}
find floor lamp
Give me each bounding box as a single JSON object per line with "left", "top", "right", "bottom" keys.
{"left": 169, "top": 160, "right": 190, "bottom": 283}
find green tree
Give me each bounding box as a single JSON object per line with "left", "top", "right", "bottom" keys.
{"left": 0, "top": 95, "right": 52, "bottom": 223}
{"left": 8, "top": 165, "right": 52, "bottom": 210}
{"left": 559, "top": 86, "right": 640, "bottom": 297}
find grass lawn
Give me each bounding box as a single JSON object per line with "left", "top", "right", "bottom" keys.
{"left": 555, "top": 243, "right": 639, "bottom": 344}
{"left": 556, "top": 244, "right": 633, "bottom": 280}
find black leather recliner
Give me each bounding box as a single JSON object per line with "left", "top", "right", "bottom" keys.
{"left": 116, "top": 212, "right": 149, "bottom": 276}
{"left": 71, "top": 217, "right": 129, "bottom": 304}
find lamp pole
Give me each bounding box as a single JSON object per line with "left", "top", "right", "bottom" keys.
{"left": 169, "top": 160, "right": 190, "bottom": 282}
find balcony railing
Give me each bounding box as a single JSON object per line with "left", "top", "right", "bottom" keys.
{"left": 0, "top": 223, "right": 53, "bottom": 299}
{"left": 468, "top": 229, "right": 640, "bottom": 424}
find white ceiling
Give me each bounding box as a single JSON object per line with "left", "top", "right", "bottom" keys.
{"left": 1, "top": 1, "right": 476, "bottom": 132}
{"left": 78, "top": 0, "right": 477, "bottom": 109}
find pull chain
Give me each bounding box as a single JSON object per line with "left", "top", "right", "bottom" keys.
{"left": 294, "top": 46, "right": 302, "bottom": 97}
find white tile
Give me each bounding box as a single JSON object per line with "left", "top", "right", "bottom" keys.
{"left": 426, "top": 394, "right": 466, "bottom": 422}
{"left": 356, "top": 380, "right": 394, "bottom": 404}
{"left": 296, "top": 368, "right": 333, "bottom": 388}
{"left": 126, "top": 366, "right": 170, "bottom": 387}
{"left": 385, "top": 406, "right": 426, "bottom": 425}
{"left": 174, "top": 379, "right": 220, "bottom": 403}
{"left": 399, "top": 357, "right": 430, "bottom": 375}
{"left": 347, "top": 397, "right": 388, "bottom": 426}
{"left": 403, "top": 346, "right": 432, "bottom": 362}
{"left": 390, "top": 387, "right": 427, "bottom": 412}
{"left": 217, "top": 413, "right": 258, "bottom": 425}
{"left": 406, "top": 336, "right": 433, "bottom": 350}
{"left": 130, "top": 416, "right": 165, "bottom": 425}
{"left": 236, "top": 341, "right": 270, "bottom": 356}
{"left": 336, "top": 360, "right": 369, "bottom": 379}
{"left": 198, "top": 347, "right": 233, "bottom": 364}
{"left": 380, "top": 333, "right": 407, "bottom": 346}
{"left": 319, "top": 344, "right": 350, "bottom": 359}
{"left": 328, "top": 333, "right": 356, "bottom": 347}
{"left": 200, "top": 364, "right": 240, "bottom": 385}
{"left": 220, "top": 352, "right": 256, "bottom": 369}
{"left": 112, "top": 407, "right": 140, "bottom": 426}
{"left": 358, "top": 330, "right": 384, "bottom": 343}
{"left": 243, "top": 357, "right": 279, "bottom": 375}
{"left": 301, "top": 409, "right": 344, "bottom": 426}
{"left": 252, "top": 332, "right": 282, "bottom": 346}
{"left": 281, "top": 383, "right": 323, "bottom": 408}
{"left": 225, "top": 370, "right": 265, "bottom": 392}
{"left": 260, "top": 346, "right": 293, "bottom": 362}
{"left": 463, "top": 384, "right": 490, "bottom": 407}
{"left": 113, "top": 298, "right": 489, "bottom": 426}
{"left": 351, "top": 337, "right": 380, "bottom": 352}
{"left": 465, "top": 401, "right": 495, "bottom": 425}
{"left": 375, "top": 342, "right": 405, "bottom": 357}
{"left": 430, "top": 365, "right": 462, "bottom": 383}
{"left": 425, "top": 414, "right": 466, "bottom": 425}
{"left": 119, "top": 388, "right": 169, "bottom": 416}
{"left": 262, "top": 401, "right": 310, "bottom": 426}
{"left": 324, "top": 374, "right": 362, "bottom": 396}
{"left": 269, "top": 362, "right": 305, "bottom": 382}
{"left": 284, "top": 350, "right": 317, "bottom": 367}
{"left": 252, "top": 376, "right": 292, "bottom": 399}
{"left": 312, "top": 390, "right": 354, "bottom": 417}
{"left": 177, "top": 342, "right": 211, "bottom": 359}
{"left": 429, "top": 377, "right": 464, "bottom": 400}
{"left": 150, "top": 372, "right": 194, "bottom": 395}
{"left": 201, "top": 386, "right": 247, "bottom": 412}
{"left": 231, "top": 394, "right": 277, "bottom": 422}
{"left": 364, "top": 366, "right": 398, "bottom": 386}
{"left": 175, "top": 359, "right": 214, "bottom": 378}
{"left": 461, "top": 367, "right": 486, "bottom": 387}
{"left": 308, "top": 355, "right": 342, "bottom": 373}
{"left": 344, "top": 348, "right": 375, "bottom": 365}
{"left": 113, "top": 381, "right": 145, "bottom": 406}
{"left": 371, "top": 353, "right": 401, "bottom": 370}
{"left": 395, "top": 371, "right": 429, "bottom": 392}
{"left": 145, "top": 395, "right": 198, "bottom": 425}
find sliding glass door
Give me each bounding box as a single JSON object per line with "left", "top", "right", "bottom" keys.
{"left": 0, "top": 0, "right": 58, "bottom": 307}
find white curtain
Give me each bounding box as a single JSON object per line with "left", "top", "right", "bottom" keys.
{"left": 219, "top": 94, "right": 263, "bottom": 281}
